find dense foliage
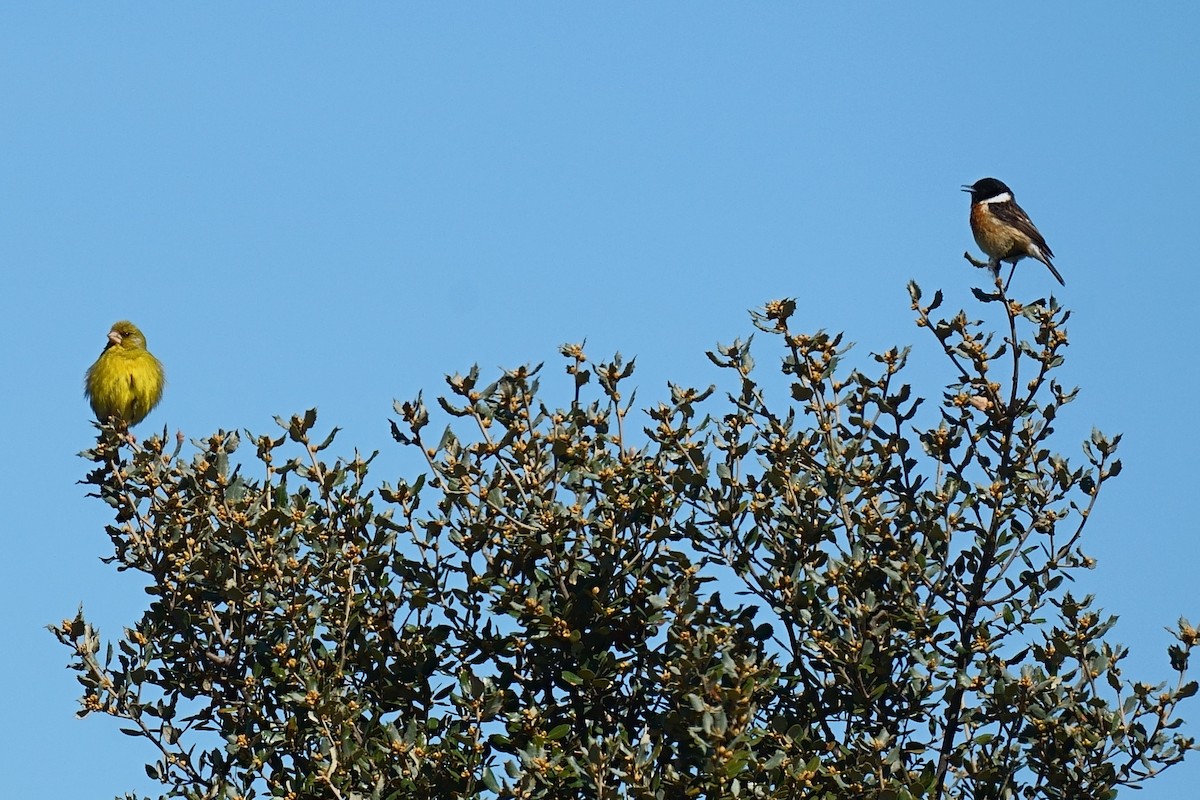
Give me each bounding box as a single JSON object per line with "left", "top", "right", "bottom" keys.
{"left": 57, "top": 283, "right": 1197, "bottom": 800}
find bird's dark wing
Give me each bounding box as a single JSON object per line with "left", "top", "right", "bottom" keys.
{"left": 991, "top": 200, "right": 1054, "bottom": 259}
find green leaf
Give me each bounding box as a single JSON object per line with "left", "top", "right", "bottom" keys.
{"left": 546, "top": 723, "right": 572, "bottom": 740}
{"left": 481, "top": 768, "right": 500, "bottom": 792}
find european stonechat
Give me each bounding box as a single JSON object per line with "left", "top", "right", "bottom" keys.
{"left": 962, "top": 177, "right": 1064, "bottom": 286}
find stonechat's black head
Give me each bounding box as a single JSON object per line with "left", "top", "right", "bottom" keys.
{"left": 961, "top": 177, "right": 1012, "bottom": 202}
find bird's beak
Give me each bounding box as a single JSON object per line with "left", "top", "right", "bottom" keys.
{"left": 960, "top": 185, "right": 973, "bottom": 192}
{"left": 108, "top": 330, "right": 123, "bottom": 346}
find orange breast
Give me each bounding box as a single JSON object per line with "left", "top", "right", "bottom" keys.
{"left": 971, "top": 205, "right": 1021, "bottom": 261}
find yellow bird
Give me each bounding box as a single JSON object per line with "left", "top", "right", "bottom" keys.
{"left": 84, "top": 321, "right": 165, "bottom": 428}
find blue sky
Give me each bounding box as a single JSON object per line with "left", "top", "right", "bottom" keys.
{"left": 3, "top": 6, "right": 1198, "bottom": 797}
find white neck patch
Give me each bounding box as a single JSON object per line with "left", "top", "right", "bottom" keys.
{"left": 981, "top": 192, "right": 1013, "bottom": 204}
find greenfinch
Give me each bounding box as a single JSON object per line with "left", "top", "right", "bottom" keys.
{"left": 84, "top": 321, "right": 165, "bottom": 428}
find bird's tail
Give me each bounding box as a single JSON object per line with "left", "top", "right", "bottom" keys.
{"left": 1039, "top": 256, "right": 1066, "bottom": 286}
